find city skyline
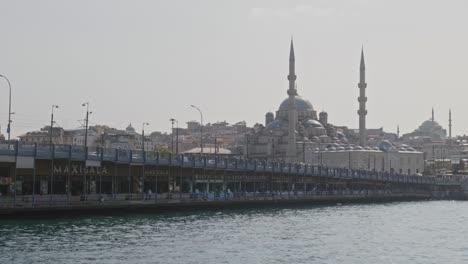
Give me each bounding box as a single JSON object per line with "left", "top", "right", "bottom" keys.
{"left": 1, "top": 0, "right": 467, "bottom": 138}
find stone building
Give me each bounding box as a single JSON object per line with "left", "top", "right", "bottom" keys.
{"left": 402, "top": 108, "right": 447, "bottom": 143}
{"left": 244, "top": 40, "right": 424, "bottom": 175}
{"left": 308, "top": 141, "right": 424, "bottom": 175}
{"left": 246, "top": 40, "right": 348, "bottom": 161}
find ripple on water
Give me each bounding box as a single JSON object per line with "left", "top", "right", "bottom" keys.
{"left": 1, "top": 201, "right": 468, "bottom": 263}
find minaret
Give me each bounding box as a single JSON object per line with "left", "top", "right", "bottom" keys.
{"left": 431, "top": 107, "right": 435, "bottom": 122}
{"left": 358, "top": 48, "right": 368, "bottom": 147}
{"left": 449, "top": 108, "right": 452, "bottom": 139}
{"left": 397, "top": 125, "right": 400, "bottom": 138}
{"left": 286, "top": 39, "right": 298, "bottom": 162}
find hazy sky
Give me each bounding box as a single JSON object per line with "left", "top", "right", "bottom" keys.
{"left": 1, "top": 0, "right": 467, "bottom": 138}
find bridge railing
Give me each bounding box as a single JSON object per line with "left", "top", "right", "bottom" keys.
{"left": 0, "top": 140, "right": 452, "bottom": 186}
{"left": 18, "top": 142, "right": 36, "bottom": 156}
{"left": 55, "top": 144, "right": 71, "bottom": 158}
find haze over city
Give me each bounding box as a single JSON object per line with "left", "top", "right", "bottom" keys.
{"left": 4, "top": 2, "right": 468, "bottom": 264}
{"left": 1, "top": 0, "right": 467, "bottom": 137}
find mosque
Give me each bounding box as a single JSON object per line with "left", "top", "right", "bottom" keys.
{"left": 246, "top": 40, "right": 356, "bottom": 160}
{"left": 245, "top": 40, "right": 424, "bottom": 175}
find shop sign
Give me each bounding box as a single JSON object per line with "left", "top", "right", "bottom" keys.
{"left": 53, "top": 165, "right": 108, "bottom": 175}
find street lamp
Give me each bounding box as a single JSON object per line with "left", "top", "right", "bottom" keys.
{"left": 169, "top": 118, "right": 179, "bottom": 154}
{"left": 0, "top": 74, "right": 12, "bottom": 144}
{"left": 81, "top": 102, "right": 92, "bottom": 148}
{"left": 142, "top": 122, "right": 149, "bottom": 152}
{"left": 175, "top": 120, "right": 179, "bottom": 154}
{"left": 50, "top": 105, "right": 59, "bottom": 149}
{"left": 245, "top": 134, "right": 249, "bottom": 159}
{"left": 190, "top": 105, "right": 203, "bottom": 154}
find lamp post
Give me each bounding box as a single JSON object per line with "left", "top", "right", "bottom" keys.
{"left": 49, "top": 105, "right": 59, "bottom": 149}
{"left": 245, "top": 134, "right": 249, "bottom": 159}
{"left": 170, "top": 118, "right": 175, "bottom": 153}
{"left": 81, "top": 102, "right": 92, "bottom": 148}
{"left": 175, "top": 120, "right": 179, "bottom": 154}
{"left": 214, "top": 135, "right": 218, "bottom": 154}
{"left": 169, "top": 118, "right": 176, "bottom": 153}
{"left": 0, "top": 74, "right": 12, "bottom": 144}
{"left": 142, "top": 122, "right": 149, "bottom": 152}
{"left": 169, "top": 118, "right": 179, "bottom": 154}
{"left": 190, "top": 105, "right": 203, "bottom": 154}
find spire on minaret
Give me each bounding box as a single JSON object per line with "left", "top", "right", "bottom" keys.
{"left": 287, "top": 38, "right": 297, "bottom": 96}
{"left": 431, "top": 107, "right": 434, "bottom": 122}
{"left": 358, "top": 47, "right": 368, "bottom": 147}
{"left": 289, "top": 38, "right": 295, "bottom": 60}
{"left": 449, "top": 108, "right": 452, "bottom": 139}
{"left": 360, "top": 47, "right": 366, "bottom": 71}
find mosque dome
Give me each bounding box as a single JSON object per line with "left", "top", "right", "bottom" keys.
{"left": 126, "top": 123, "right": 136, "bottom": 133}
{"left": 265, "top": 119, "right": 287, "bottom": 131}
{"left": 404, "top": 119, "right": 447, "bottom": 141}
{"left": 419, "top": 120, "right": 443, "bottom": 132}
{"left": 278, "top": 96, "right": 314, "bottom": 112}
{"left": 377, "top": 140, "right": 395, "bottom": 152}
{"left": 303, "top": 119, "right": 324, "bottom": 129}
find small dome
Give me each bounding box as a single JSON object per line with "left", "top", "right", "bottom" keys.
{"left": 377, "top": 140, "right": 395, "bottom": 152}
{"left": 265, "top": 119, "right": 287, "bottom": 131}
{"left": 336, "top": 131, "right": 346, "bottom": 139}
{"left": 303, "top": 119, "right": 324, "bottom": 129}
{"left": 126, "top": 123, "right": 135, "bottom": 133}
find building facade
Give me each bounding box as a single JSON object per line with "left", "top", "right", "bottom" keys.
{"left": 244, "top": 40, "right": 424, "bottom": 175}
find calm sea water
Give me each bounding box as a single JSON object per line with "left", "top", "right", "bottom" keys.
{"left": 1, "top": 201, "right": 468, "bottom": 264}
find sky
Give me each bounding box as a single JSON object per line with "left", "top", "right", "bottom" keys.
{"left": 0, "top": 0, "right": 467, "bottom": 138}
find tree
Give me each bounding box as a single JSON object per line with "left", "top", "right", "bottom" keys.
{"left": 156, "top": 146, "right": 171, "bottom": 153}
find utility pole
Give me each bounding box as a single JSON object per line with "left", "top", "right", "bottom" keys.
{"left": 142, "top": 122, "right": 149, "bottom": 152}
{"left": 245, "top": 134, "right": 249, "bottom": 159}
{"left": 214, "top": 136, "right": 218, "bottom": 154}
{"left": 49, "top": 105, "right": 59, "bottom": 149}
{"left": 170, "top": 118, "right": 175, "bottom": 153}
{"left": 0, "top": 74, "right": 12, "bottom": 145}
{"left": 190, "top": 105, "right": 203, "bottom": 154}
{"left": 82, "top": 102, "right": 92, "bottom": 148}
{"left": 175, "top": 120, "right": 179, "bottom": 154}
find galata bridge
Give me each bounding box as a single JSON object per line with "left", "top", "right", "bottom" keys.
{"left": 0, "top": 141, "right": 465, "bottom": 216}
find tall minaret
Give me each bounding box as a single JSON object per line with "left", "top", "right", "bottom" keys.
{"left": 449, "top": 108, "right": 452, "bottom": 139}
{"left": 431, "top": 107, "right": 435, "bottom": 122}
{"left": 397, "top": 125, "right": 400, "bottom": 138}
{"left": 286, "top": 39, "right": 298, "bottom": 162}
{"left": 358, "top": 48, "right": 368, "bottom": 147}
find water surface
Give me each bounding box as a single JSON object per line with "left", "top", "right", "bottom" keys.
{"left": 1, "top": 201, "right": 468, "bottom": 263}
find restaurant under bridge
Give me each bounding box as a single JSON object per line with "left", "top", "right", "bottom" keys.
{"left": 0, "top": 141, "right": 464, "bottom": 211}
